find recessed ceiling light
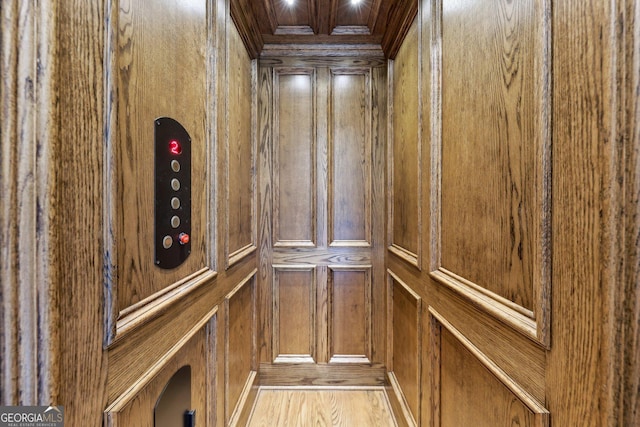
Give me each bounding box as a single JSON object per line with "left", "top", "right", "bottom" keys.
{"left": 351, "top": 0, "right": 362, "bottom": 5}
{"left": 285, "top": 0, "right": 295, "bottom": 5}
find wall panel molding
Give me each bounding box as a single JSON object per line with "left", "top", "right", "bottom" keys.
{"left": 328, "top": 265, "right": 373, "bottom": 363}
{"left": 112, "top": 269, "right": 217, "bottom": 344}
{"left": 257, "top": 64, "right": 274, "bottom": 365}
{"left": 387, "top": 17, "right": 422, "bottom": 270}
{"left": 224, "top": 269, "right": 257, "bottom": 423}
{"left": 105, "top": 310, "right": 216, "bottom": 425}
{"left": 272, "top": 265, "right": 317, "bottom": 363}
{"left": 0, "top": 0, "right": 58, "bottom": 404}
{"left": 429, "top": 0, "right": 551, "bottom": 346}
{"left": 429, "top": 307, "right": 549, "bottom": 426}
{"left": 272, "top": 67, "right": 317, "bottom": 248}
{"left": 224, "top": 21, "right": 257, "bottom": 269}
{"left": 387, "top": 269, "right": 422, "bottom": 423}
{"left": 328, "top": 68, "right": 373, "bottom": 248}
{"left": 103, "top": 0, "right": 215, "bottom": 344}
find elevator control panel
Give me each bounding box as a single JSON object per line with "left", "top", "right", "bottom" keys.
{"left": 155, "top": 117, "right": 191, "bottom": 269}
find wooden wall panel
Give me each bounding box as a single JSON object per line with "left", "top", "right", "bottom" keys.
{"left": 273, "top": 69, "right": 316, "bottom": 247}
{"left": 109, "top": 0, "right": 211, "bottom": 313}
{"left": 430, "top": 308, "right": 548, "bottom": 427}
{"left": 389, "top": 271, "right": 421, "bottom": 424}
{"left": 328, "top": 266, "right": 372, "bottom": 363}
{"left": 225, "top": 271, "right": 257, "bottom": 423}
{"left": 105, "top": 315, "right": 215, "bottom": 427}
{"left": 257, "top": 63, "right": 275, "bottom": 366}
{"left": 258, "top": 57, "right": 386, "bottom": 384}
{"left": 329, "top": 69, "right": 372, "bottom": 246}
{"left": 389, "top": 17, "right": 421, "bottom": 268}
{"left": 273, "top": 266, "right": 316, "bottom": 362}
{"left": 226, "top": 21, "right": 257, "bottom": 267}
{"left": 432, "top": 0, "right": 551, "bottom": 344}
{"left": 439, "top": 329, "right": 540, "bottom": 427}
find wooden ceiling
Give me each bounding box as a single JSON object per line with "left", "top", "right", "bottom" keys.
{"left": 230, "top": 0, "right": 418, "bottom": 58}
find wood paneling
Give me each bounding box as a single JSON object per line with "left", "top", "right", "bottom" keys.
{"left": 0, "top": 0, "right": 635, "bottom": 425}
{"left": 0, "top": 0, "right": 59, "bottom": 405}
{"left": 105, "top": 317, "right": 214, "bottom": 426}
{"left": 226, "top": 21, "right": 257, "bottom": 267}
{"left": 107, "top": 278, "right": 219, "bottom": 403}
{"left": 548, "top": 0, "right": 640, "bottom": 425}
{"left": 388, "top": 271, "right": 421, "bottom": 424}
{"left": 273, "top": 69, "right": 316, "bottom": 247}
{"left": 431, "top": 309, "right": 548, "bottom": 427}
{"left": 329, "top": 266, "right": 372, "bottom": 363}
{"left": 432, "top": 0, "right": 551, "bottom": 345}
{"left": 257, "top": 64, "right": 275, "bottom": 366}
{"left": 55, "top": 1, "right": 108, "bottom": 424}
{"left": 329, "top": 69, "right": 372, "bottom": 246}
{"left": 230, "top": 0, "right": 417, "bottom": 58}
{"left": 108, "top": 0, "right": 210, "bottom": 311}
{"left": 389, "top": 17, "right": 421, "bottom": 268}
{"left": 225, "top": 271, "right": 257, "bottom": 423}
{"left": 257, "top": 57, "right": 386, "bottom": 380}
{"left": 273, "top": 266, "right": 316, "bottom": 362}
{"left": 258, "top": 363, "right": 387, "bottom": 387}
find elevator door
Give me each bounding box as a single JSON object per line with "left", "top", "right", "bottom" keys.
{"left": 257, "top": 59, "right": 387, "bottom": 378}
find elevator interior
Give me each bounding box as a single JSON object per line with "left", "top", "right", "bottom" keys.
{"left": 2, "top": 0, "right": 638, "bottom": 426}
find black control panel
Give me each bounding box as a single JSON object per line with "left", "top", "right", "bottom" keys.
{"left": 155, "top": 117, "right": 191, "bottom": 269}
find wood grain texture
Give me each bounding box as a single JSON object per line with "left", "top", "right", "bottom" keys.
{"left": 273, "top": 68, "right": 316, "bottom": 247}
{"left": 329, "top": 69, "right": 372, "bottom": 246}
{"left": 328, "top": 266, "right": 372, "bottom": 362}
{"left": 258, "top": 363, "right": 387, "bottom": 387}
{"left": 437, "top": 324, "right": 547, "bottom": 427}
{"left": 247, "top": 388, "right": 397, "bottom": 427}
{"left": 105, "top": 320, "right": 212, "bottom": 427}
{"left": 0, "top": 0, "right": 59, "bottom": 405}
{"left": 258, "top": 58, "right": 386, "bottom": 376}
{"left": 226, "top": 19, "right": 257, "bottom": 267}
{"left": 260, "top": 56, "right": 386, "bottom": 69}
{"left": 229, "top": 0, "right": 264, "bottom": 58}
{"left": 257, "top": 64, "right": 274, "bottom": 365}
{"left": 424, "top": 272, "right": 546, "bottom": 403}
{"left": 389, "top": 17, "right": 421, "bottom": 267}
{"left": 234, "top": 0, "right": 415, "bottom": 57}
{"left": 605, "top": 0, "right": 640, "bottom": 425}
{"left": 381, "top": 0, "right": 418, "bottom": 59}
{"left": 55, "top": 0, "right": 109, "bottom": 424}
{"left": 388, "top": 271, "right": 421, "bottom": 423}
{"left": 548, "top": 0, "right": 640, "bottom": 425}
{"left": 109, "top": 0, "right": 210, "bottom": 311}
{"left": 225, "top": 271, "right": 257, "bottom": 424}
{"left": 273, "top": 266, "right": 316, "bottom": 362}
{"left": 107, "top": 275, "right": 220, "bottom": 403}
{"left": 369, "top": 64, "right": 388, "bottom": 369}
{"left": 439, "top": 0, "right": 547, "bottom": 312}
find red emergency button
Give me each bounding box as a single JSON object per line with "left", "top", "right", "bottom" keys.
{"left": 178, "top": 232, "right": 190, "bottom": 245}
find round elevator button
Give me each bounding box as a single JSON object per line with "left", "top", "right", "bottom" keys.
{"left": 171, "top": 160, "right": 181, "bottom": 172}
{"left": 179, "top": 232, "right": 190, "bottom": 245}
{"left": 171, "top": 197, "right": 181, "bottom": 209}
{"left": 162, "top": 235, "right": 173, "bottom": 249}
{"left": 171, "top": 216, "right": 180, "bottom": 228}
{"left": 171, "top": 178, "right": 180, "bottom": 191}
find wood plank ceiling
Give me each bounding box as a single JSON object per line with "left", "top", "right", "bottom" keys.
{"left": 230, "top": 0, "right": 418, "bottom": 58}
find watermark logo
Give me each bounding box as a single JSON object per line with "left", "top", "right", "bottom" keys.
{"left": 0, "top": 406, "right": 64, "bottom": 427}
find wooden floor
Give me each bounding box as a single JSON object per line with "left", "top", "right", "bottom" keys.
{"left": 246, "top": 387, "right": 398, "bottom": 426}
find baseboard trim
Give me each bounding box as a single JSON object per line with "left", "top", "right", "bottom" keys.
{"left": 258, "top": 362, "right": 387, "bottom": 387}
